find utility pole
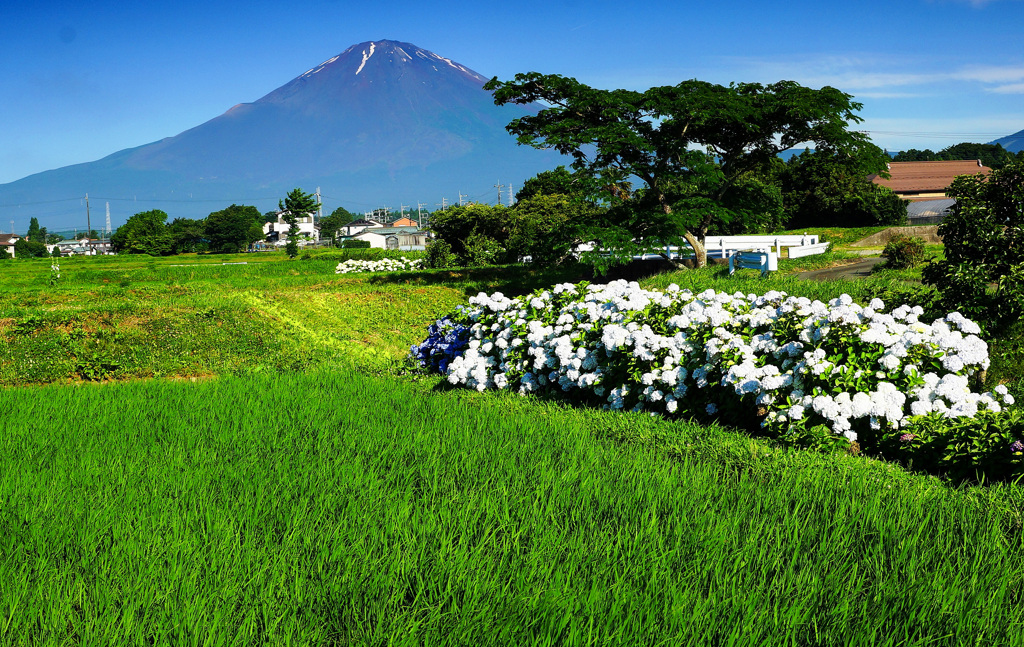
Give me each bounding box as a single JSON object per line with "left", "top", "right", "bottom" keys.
{"left": 459, "top": 192, "right": 468, "bottom": 207}
{"left": 105, "top": 202, "right": 111, "bottom": 241}
{"left": 507, "top": 183, "right": 514, "bottom": 207}
{"left": 85, "top": 193, "right": 93, "bottom": 253}
{"left": 417, "top": 202, "right": 426, "bottom": 223}
{"left": 316, "top": 187, "right": 323, "bottom": 221}
{"left": 400, "top": 204, "right": 408, "bottom": 220}
{"left": 494, "top": 181, "right": 504, "bottom": 206}
{"left": 435, "top": 197, "right": 448, "bottom": 212}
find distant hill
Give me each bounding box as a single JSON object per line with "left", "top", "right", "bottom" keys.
{"left": 0, "top": 40, "right": 565, "bottom": 225}
{"left": 989, "top": 129, "right": 1024, "bottom": 153}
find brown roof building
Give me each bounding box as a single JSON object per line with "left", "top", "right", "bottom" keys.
{"left": 0, "top": 233, "right": 20, "bottom": 258}
{"left": 869, "top": 160, "right": 991, "bottom": 202}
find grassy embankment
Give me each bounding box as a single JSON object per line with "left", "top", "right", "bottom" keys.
{"left": 2, "top": 250, "right": 1024, "bottom": 645}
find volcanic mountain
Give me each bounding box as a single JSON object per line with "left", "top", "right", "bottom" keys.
{"left": 990, "top": 129, "right": 1024, "bottom": 153}
{"left": 0, "top": 40, "right": 564, "bottom": 223}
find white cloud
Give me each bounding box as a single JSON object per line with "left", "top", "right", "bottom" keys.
{"left": 711, "top": 54, "right": 1024, "bottom": 96}
{"left": 950, "top": 65, "right": 1024, "bottom": 83}
{"left": 989, "top": 82, "right": 1024, "bottom": 94}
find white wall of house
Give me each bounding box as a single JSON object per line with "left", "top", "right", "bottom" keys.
{"left": 263, "top": 213, "right": 318, "bottom": 239}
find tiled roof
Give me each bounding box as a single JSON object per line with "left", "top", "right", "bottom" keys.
{"left": 870, "top": 160, "right": 990, "bottom": 195}
{"left": 0, "top": 234, "right": 18, "bottom": 245}
{"left": 907, "top": 198, "right": 955, "bottom": 218}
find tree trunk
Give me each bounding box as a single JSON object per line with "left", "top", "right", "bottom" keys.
{"left": 654, "top": 188, "right": 709, "bottom": 268}
{"left": 682, "top": 230, "right": 707, "bottom": 268}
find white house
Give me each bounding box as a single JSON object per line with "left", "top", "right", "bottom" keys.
{"left": 263, "top": 212, "right": 318, "bottom": 243}
{"left": 351, "top": 226, "right": 429, "bottom": 251}
{"left": 0, "top": 233, "right": 20, "bottom": 258}
{"left": 338, "top": 218, "right": 385, "bottom": 238}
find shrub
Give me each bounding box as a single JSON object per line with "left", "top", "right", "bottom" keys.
{"left": 342, "top": 239, "right": 371, "bottom": 249}
{"left": 463, "top": 233, "right": 505, "bottom": 267}
{"left": 881, "top": 235, "right": 926, "bottom": 269}
{"left": 335, "top": 257, "right": 422, "bottom": 274}
{"left": 923, "top": 160, "right": 1024, "bottom": 327}
{"left": 409, "top": 317, "right": 470, "bottom": 373}
{"left": 414, "top": 280, "right": 1020, "bottom": 480}
{"left": 423, "top": 239, "right": 457, "bottom": 269}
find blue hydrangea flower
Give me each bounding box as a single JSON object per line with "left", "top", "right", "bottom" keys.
{"left": 410, "top": 317, "right": 470, "bottom": 374}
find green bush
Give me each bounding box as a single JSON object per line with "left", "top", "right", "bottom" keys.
{"left": 423, "top": 239, "right": 457, "bottom": 269}
{"left": 923, "top": 161, "right": 1024, "bottom": 327}
{"left": 341, "top": 239, "right": 371, "bottom": 249}
{"left": 877, "top": 408, "right": 1024, "bottom": 482}
{"left": 300, "top": 248, "right": 424, "bottom": 263}
{"left": 463, "top": 232, "right": 505, "bottom": 267}
{"left": 881, "top": 235, "right": 926, "bottom": 269}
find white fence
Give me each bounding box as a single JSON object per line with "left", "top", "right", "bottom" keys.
{"left": 666, "top": 234, "right": 822, "bottom": 259}
{"left": 573, "top": 234, "right": 829, "bottom": 261}
{"left": 787, "top": 242, "right": 831, "bottom": 258}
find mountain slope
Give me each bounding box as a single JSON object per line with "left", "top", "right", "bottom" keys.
{"left": 0, "top": 40, "right": 563, "bottom": 224}
{"left": 989, "top": 129, "right": 1024, "bottom": 153}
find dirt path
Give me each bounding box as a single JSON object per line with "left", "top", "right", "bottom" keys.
{"left": 794, "top": 257, "right": 886, "bottom": 281}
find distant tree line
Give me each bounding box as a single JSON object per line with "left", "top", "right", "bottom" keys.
{"left": 892, "top": 142, "right": 1023, "bottom": 169}
{"left": 106, "top": 188, "right": 351, "bottom": 257}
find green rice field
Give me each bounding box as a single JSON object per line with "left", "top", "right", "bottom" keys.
{"left": 2, "top": 252, "right": 1023, "bottom": 645}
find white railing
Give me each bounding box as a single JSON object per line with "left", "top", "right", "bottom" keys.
{"left": 573, "top": 233, "right": 828, "bottom": 261}
{"left": 787, "top": 242, "right": 831, "bottom": 258}
{"left": 667, "top": 234, "right": 821, "bottom": 259}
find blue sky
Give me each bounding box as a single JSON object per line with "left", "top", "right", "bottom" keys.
{"left": 1, "top": 0, "right": 1022, "bottom": 187}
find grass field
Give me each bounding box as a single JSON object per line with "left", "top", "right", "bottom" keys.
{"left": 3, "top": 250, "right": 1024, "bottom": 645}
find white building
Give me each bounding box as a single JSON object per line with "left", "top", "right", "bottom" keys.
{"left": 263, "top": 212, "right": 318, "bottom": 242}
{"left": 0, "top": 234, "right": 20, "bottom": 258}
{"left": 351, "top": 227, "right": 429, "bottom": 251}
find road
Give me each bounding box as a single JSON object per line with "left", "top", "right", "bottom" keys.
{"left": 794, "top": 256, "right": 886, "bottom": 281}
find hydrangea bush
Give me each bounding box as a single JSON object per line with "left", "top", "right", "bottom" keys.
{"left": 413, "top": 280, "right": 1022, "bottom": 478}
{"left": 410, "top": 317, "right": 470, "bottom": 374}
{"left": 336, "top": 257, "right": 423, "bottom": 274}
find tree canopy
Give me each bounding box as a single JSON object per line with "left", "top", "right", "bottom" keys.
{"left": 893, "top": 142, "right": 1019, "bottom": 170}
{"left": 205, "top": 204, "right": 263, "bottom": 253}
{"left": 110, "top": 210, "right": 174, "bottom": 255}
{"left": 777, "top": 148, "right": 907, "bottom": 229}
{"left": 319, "top": 206, "right": 356, "bottom": 244}
{"left": 485, "top": 73, "right": 876, "bottom": 266}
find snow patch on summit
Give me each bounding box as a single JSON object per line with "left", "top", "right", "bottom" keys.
{"left": 356, "top": 42, "right": 376, "bottom": 75}
{"left": 428, "top": 52, "right": 486, "bottom": 80}
{"left": 301, "top": 55, "right": 341, "bottom": 78}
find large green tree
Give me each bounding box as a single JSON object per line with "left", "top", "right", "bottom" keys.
{"left": 26, "top": 218, "right": 41, "bottom": 243}
{"left": 278, "top": 189, "right": 319, "bottom": 258}
{"left": 778, "top": 147, "right": 907, "bottom": 229}
{"left": 485, "top": 74, "right": 875, "bottom": 267}
{"left": 205, "top": 205, "right": 262, "bottom": 253}
{"left": 14, "top": 238, "right": 48, "bottom": 258}
{"left": 110, "top": 210, "right": 173, "bottom": 255}
{"left": 319, "top": 206, "right": 356, "bottom": 245}
{"left": 168, "top": 217, "right": 207, "bottom": 254}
